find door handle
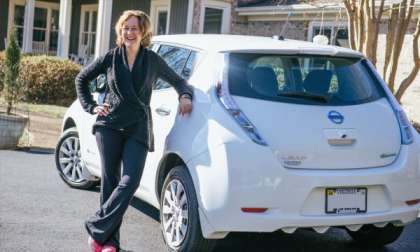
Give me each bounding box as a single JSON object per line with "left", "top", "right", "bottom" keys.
{"left": 155, "top": 107, "right": 171, "bottom": 116}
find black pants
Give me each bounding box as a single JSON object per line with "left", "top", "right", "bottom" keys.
{"left": 85, "top": 126, "right": 148, "bottom": 248}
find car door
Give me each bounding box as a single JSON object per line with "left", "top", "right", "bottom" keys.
{"left": 137, "top": 44, "right": 198, "bottom": 206}
{"left": 79, "top": 85, "right": 102, "bottom": 173}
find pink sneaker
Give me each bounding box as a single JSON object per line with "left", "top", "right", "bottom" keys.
{"left": 102, "top": 245, "right": 117, "bottom": 252}
{"left": 88, "top": 236, "right": 103, "bottom": 252}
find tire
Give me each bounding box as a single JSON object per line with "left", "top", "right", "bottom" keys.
{"left": 160, "top": 165, "right": 216, "bottom": 252}
{"left": 346, "top": 224, "right": 404, "bottom": 247}
{"left": 54, "top": 127, "right": 98, "bottom": 189}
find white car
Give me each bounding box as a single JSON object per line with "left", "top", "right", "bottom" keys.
{"left": 55, "top": 34, "right": 420, "bottom": 251}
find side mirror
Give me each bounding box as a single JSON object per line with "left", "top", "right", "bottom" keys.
{"left": 89, "top": 74, "right": 107, "bottom": 93}
{"left": 95, "top": 74, "right": 107, "bottom": 92}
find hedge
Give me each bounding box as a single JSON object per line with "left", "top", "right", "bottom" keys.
{"left": 0, "top": 53, "right": 81, "bottom": 106}
{"left": 0, "top": 51, "right": 4, "bottom": 93}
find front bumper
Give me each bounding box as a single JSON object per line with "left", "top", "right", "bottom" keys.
{"left": 187, "top": 142, "right": 420, "bottom": 238}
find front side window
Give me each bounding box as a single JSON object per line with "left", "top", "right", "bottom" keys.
{"left": 181, "top": 52, "right": 197, "bottom": 79}
{"left": 228, "top": 54, "right": 385, "bottom": 106}
{"left": 154, "top": 45, "right": 191, "bottom": 90}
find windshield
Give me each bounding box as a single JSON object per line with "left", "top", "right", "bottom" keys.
{"left": 227, "top": 53, "right": 385, "bottom": 106}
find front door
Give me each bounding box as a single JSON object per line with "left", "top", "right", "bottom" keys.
{"left": 138, "top": 44, "right": 197, "bottom": 206}
{"left": 79, "top": 4, "right": 98, "bottom": 64}
{"left": 32, "top": 5, "right": 59, "bottom": 55}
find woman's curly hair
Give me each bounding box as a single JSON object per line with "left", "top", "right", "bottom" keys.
{"left": 115, "top": 10, "right": 153, "bottom": 48}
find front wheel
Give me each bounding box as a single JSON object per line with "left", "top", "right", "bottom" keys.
{"left": 160, "top": 165, "right": 216, "bottom": 252}
{"left": 54, "top": 127, "right": 98, "bottom": 189}
{"left": 346, "top": 224, "right": 404, "bottom": 247}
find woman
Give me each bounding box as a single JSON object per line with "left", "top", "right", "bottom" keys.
{"left": 75, "top": 10, "right": 193, "bottom": 252}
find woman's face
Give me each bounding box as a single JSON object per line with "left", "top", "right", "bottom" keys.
{"left": 121, "top": 16, "right": 142, "bottom": 49}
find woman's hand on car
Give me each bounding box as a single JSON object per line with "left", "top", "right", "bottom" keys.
{"left": 179, "top": 95, "right": 192, "bottom": 116}
{"left": 93, "top": 103, "right": 110, "bottom": 116}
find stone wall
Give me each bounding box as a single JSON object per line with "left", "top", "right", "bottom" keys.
{"left": 191, "top": 0, "right": 202, "bottom": 33}
{"left": 231, "top": 20, "right": 309, "bottom": 40}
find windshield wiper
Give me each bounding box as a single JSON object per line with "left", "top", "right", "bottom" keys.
{"left": 278, "top": 91, "right": 329, "bottom": 103}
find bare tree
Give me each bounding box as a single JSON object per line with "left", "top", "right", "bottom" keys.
{"left": 343, "top": 0, "right": 419, "bottom": 102}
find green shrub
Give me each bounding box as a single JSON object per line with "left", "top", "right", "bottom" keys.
{"left": 18, "top": 56, "right": 81, "bottom": 106}
{"left": 0, "top": 51, "right": 5, "bottom": 93}
{"left": 4, "top": 29, "right": 22, "bottom": 114}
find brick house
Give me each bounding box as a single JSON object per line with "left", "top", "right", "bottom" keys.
{"left": 0, "top": 0, "right": 418, "bottom": 71}
{"left": 0, "top": 0, "right": 232, "bottom": 63}
{"left": 229, "top": 0, "right": 420, "bottom": 87}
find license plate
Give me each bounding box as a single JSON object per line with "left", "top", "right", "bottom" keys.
{"left": 325, "top": 187, "right": 367, "bottom": 215}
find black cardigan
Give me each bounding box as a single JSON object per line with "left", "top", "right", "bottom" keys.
{"left": 75, "top": 46, "right": 193, "bottom": 151}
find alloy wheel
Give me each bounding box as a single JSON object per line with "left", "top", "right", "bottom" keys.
{"left": 57, "top": 136, "right": 85, "bottom": 183}
{"left": 162, "top": 179, "right": 189, "bottom": 248}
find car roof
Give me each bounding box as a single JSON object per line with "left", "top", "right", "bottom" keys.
{"left": 152, "top": 34, "right": 363, "bottom": 58}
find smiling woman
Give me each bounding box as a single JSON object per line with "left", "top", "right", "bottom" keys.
{"left": 74, "top": 9, "right": 193, "bottom": 252}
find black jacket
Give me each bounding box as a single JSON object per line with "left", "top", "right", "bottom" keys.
{"left": 75, "top": 46, "right": 193, "bottom": 151}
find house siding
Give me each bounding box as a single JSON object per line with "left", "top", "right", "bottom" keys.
{"left": 231, "top": 20, "right": 308, "bottom": 40}
{"left": 169, "top": 0, "right": 188, "bottom": 34}
{"left": 109, "top": 0, "right": 151, "bottom": 49}
{"left": 41, "top": 0, "right": 60, "bottom": 3}
{"left": 69, "top": 0, "right": 98, "bottom": 56}
{"left": 0, "top": 0, "right": 10, "bottom": 50}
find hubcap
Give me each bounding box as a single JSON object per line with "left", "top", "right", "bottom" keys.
{"left": 58, "top": 136, "right": 85, "bottom": 183}
{"left": 162, "top": 179, "right": 188, "bottom": 248}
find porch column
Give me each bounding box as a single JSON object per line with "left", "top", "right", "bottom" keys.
{"left": 22, "top": 0, "right": 35, "bottom": 53}
{"left": 57, "top": 0, "right": 72, "bottom": 58}
{"left": 186, "top": 0, "right": 194, "bottom": 33}
{"left": 95, "top": 0, "right": 113, "bottom": 59}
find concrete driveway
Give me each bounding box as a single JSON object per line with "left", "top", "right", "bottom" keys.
{"left": 1, "top": 150, "right": 419, "bottom": 252}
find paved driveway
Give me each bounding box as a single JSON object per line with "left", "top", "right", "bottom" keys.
{"left": 1, "top": 150, "right": 419, "bottom": 252}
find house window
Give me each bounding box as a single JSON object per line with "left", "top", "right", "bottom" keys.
{"left": 203, "top": 8, "right": 223, "bottom": 34}
{"left": 151, "top": 1, "right": 170, "bottom": 36}
{"left": 157, "top": 10, "right": 168, "bottom": 35}
{"left": 309, "top": 22, "right": 349, "bottom": 48}
{"left": 32, "top": 7, "right": 47, "bottom": 53}
{"left": 49, "top": 10, "right": 59, "bottom": 53}
{"left": 32, "top": 4, "right": 59, "bottom": 55}
{"left": 79, "top": 5, "right": 98, "bottom": 62}
{"left": 12, "top": 4, "right": 25, "bottom": 47}
{"left": 200, "top": 0, "right": 231, "bottom": 34}
{"left": 7, "top": 0, "right": 59, "bottom": 53}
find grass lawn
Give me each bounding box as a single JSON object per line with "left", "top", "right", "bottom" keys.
{"left": 0, "top": 97, "right": 67, "bottom": 119}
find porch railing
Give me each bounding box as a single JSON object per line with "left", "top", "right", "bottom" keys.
{"left": 31, "top": 41, "right": 57, "bottom": 56}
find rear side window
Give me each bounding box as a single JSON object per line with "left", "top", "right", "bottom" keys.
{"left": 228, "top": 54, "right": 385, "bottom": 105}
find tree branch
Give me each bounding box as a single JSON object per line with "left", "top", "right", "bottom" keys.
{"left": 395, "top": 18, "right": 420, "bottom": 101}
{"left": 370, "top": 0, "right": 375, "bottom": 20}
{"left": 357, "top": 0, "right": 366, "bottom": 52}
{"left": 383, "top": 4, "right": 399, "bottom": 79}
{"left": 344, "top": 1, "right": 357, "bottom": 50}
{"left": 377, "top": 0, "right": 385, "bottom": 21}
{"left": 387, "top": 0, "right": 409, "bottom": 92}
